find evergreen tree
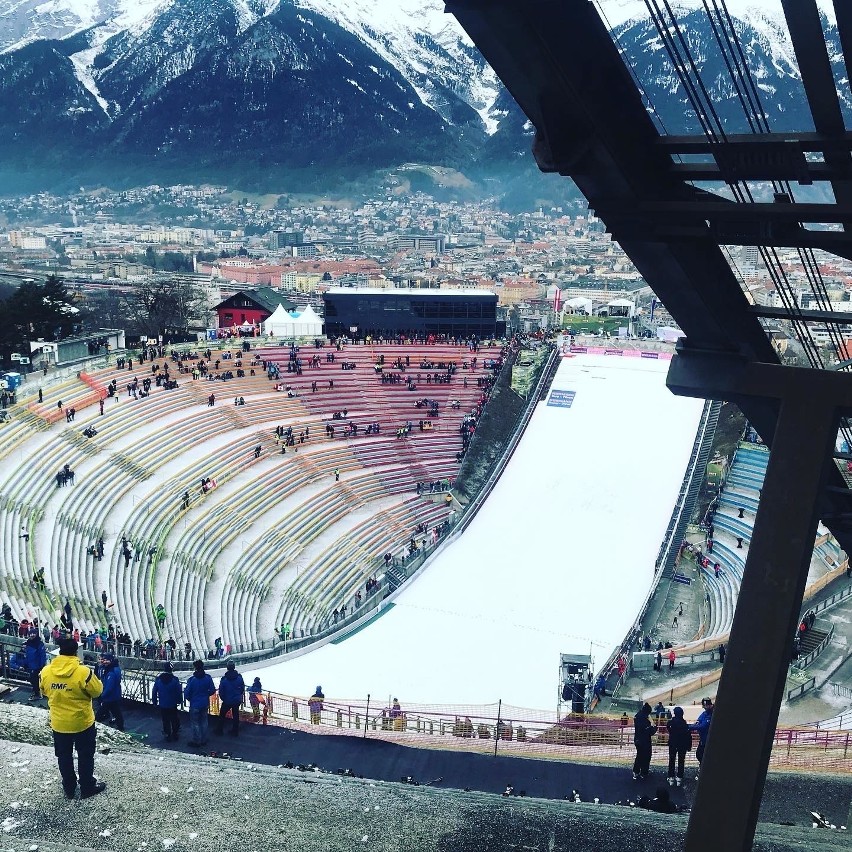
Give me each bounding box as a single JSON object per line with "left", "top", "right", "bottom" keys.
{"left": 0, "top": 275, "right": 80, "bottom": 354}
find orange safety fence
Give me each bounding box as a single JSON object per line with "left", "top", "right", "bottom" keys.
{"left": 202, "top": 690, "right": 852, "bottom": 774}
{"left": 27, "top": 371, "right": 107, "bottom": 425}
{"left": 28, "top": 390, "right": 103, "bottom": 424}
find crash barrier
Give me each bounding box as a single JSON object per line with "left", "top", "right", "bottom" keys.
{"left": 117, "top": 678, "right": 852, "bottom": 774}
{"left": 248, "top": 694, "right": 852, "bottom": 773}
{"left": 4, "top": 641, "right": 850, "bottom": 773}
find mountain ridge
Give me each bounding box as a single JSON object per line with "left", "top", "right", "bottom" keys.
{"left": 0, "top": 0, "right": 843, "bottom": 195}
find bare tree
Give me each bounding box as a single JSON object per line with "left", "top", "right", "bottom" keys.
{"left": 127, "top": 277, "right": 207, "bottom": 339}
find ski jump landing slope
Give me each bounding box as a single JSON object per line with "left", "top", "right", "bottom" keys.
{"left": 250, "top": 353, "right": 704, "bottom": 711}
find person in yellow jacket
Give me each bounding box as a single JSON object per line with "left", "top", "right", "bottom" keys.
{"left": 40, "top": 637, "right": 106, "bottom": 799}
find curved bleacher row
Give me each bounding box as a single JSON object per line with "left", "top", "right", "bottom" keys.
{"left": 672, "top": 440, "right": 844, "bottom": 659}
{"left": 0, "top": 339, "right": 498, "bottom": 663}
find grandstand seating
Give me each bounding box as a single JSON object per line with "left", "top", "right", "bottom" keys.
{"left": 0, "top": 340, "right": 492, "bottom": 660}
{"left": 671, "top": 442, "right": 767, "bottom": 654}
{"left": 673, "top": 441, "right": 840, "bottom": 662}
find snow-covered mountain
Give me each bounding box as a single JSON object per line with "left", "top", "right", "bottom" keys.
{"left": 596, "top": 0, "right": 836, "bottom": 29}
{"left": 0, "top": 0, "right": 501, "bottom": 132}
{"left": 0, "top": 0, "right": 164, "bottom": 52}
{"left": 0, "top": 0, "right": 845, "bottom": 191}
{"left": 609, "top": 2, "right": 851, "bottom": 133}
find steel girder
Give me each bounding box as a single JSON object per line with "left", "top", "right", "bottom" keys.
{"left": 446, "top": 0, "right": 852, "bottom": 553}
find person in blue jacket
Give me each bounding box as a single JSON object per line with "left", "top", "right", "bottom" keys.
{"left": 24, "top": 631, "right": 47, "bottom": 700}
{"left": 691, "top": 697, "right": 714, "bottom": 778}
{"left": 151, "top": 661, "right": 182, "bottom": 742}
{"left": 216, "top": 661, "right": 245, "bottom": 736}
{"left": 184, "top": 659, "right": 216, "bottom": 747}
{"left": 97, "top": 653, "right": 124, "bottom": 731}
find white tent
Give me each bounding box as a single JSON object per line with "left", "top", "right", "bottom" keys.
{"left": 657, "top": 326, "right": 685, "bottom": 343}
{"left": 566, "top": 296, "right": 593, "bottom": 315}
{"left": 263, "top": 304, "right": 324, "bottom": 338}
{"left": 600, "top": 298, "right": 635, "bottom": 318}
{"left": 293, "top": 304, "right": 323, "bottom": 337}
{"left": 261, "top": 304, "right": 293, "bottom": 336}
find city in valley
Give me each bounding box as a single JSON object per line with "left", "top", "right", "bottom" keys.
{"left": 2, "top": 183, "right": 848, "bottom": 358}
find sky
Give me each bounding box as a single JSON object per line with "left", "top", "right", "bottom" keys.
{"left": 245, "top": 351, "right": 704, "bottom": 713}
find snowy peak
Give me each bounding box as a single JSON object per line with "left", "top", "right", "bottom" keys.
{"left": 0, "top": 0, "right": 847, "bottom": 189}
{"left": 610, "top": 3, "right": 852, "bottom": 133}
{"left": 0, "top": 0, "right": 168, "bottom": 53}
{"left": 596, "top": 0, "right": 836, "bottom": 29}
{"left": 294, "top": 0, "right": 500, "bottom": 130}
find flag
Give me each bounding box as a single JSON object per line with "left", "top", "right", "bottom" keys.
{"left": 553, "top": 287, "right": 562, "bottom": 313}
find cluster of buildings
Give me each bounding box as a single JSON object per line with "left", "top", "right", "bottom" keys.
{"left": 2, "top": 184, "right": 852, "bottom": 348}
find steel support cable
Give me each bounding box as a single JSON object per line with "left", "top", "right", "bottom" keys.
{"left": 594, "top": 0, "right": 675, "bottom": 141}
{"left": 759, "top": 245, "right": 825, "bottom": 368}
{"left": 661, "top": 0, "right": 729, "bottom": 139}
{"left": 719, "top": 0, "right": 773, "bottom": 133}
{"left": 642, "top": 2, "right": 852, "bottom": 457}
{"left": 700, "top": 1, "right": 852, "bottom": 387}
{"left": 647, "top": 1, "right": 805, "bottom": 350}
{"left": 645, "top": 0, "right": 722, "bottom": 141}
{"left": 714, "top": 1, "right": 852, "bottom": 377}
{"left": 797, "top": 248, "right": 852, "bottom": 384}
{"left": 649, "top": 1, "right": 848, "bottom": 398}
{"left": 703, "top": 0, "right": 761, "bottom": 136}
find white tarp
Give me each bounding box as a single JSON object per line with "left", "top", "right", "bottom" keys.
{"left": 263, "top": 304, "right": 323, "bottom": 337}
{"left": 656, "top": 326, "right": 685, "bottom": 343}
{"left": 246, "top": 353, "right": 703, "bottom": 709}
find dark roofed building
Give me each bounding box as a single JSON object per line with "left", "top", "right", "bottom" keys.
{"left": 214, "top": 288, "right": 297, "bottom": 330}
{"left": 323, "top": 288, "right": 499, "bottom": 340}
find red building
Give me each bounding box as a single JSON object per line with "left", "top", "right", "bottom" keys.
{"left": 214, "top": 287, "right": 297, "bottom": 330}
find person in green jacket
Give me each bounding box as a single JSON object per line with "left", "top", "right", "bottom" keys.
{"left": 40, "top": 637, "right": 105, "bottom": 799}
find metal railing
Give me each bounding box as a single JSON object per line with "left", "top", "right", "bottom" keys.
{"left": 794, "top": 624, "right": 835, "bottom": 672}
{"left": 606, "top": 398, "right": 721, "bottom": 692}
{"left": 787, "top": 677, "right": 817, "bottom": 702}
{"left": 119, "top": 681, "right": 852, "bottom": 773}
{"left": 831, "top": 682, "right": 852, "bottom": 701}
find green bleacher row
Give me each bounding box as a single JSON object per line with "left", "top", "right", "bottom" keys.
{"left": 0, "top": 341, "right": 483, "bottom": 659}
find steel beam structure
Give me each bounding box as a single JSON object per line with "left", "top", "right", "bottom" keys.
{"left": 447, "top": 0, "right": 852, "bottom": 550}
{"left": 668, "top": 347, "right": 852, "bottom": 850}
{"left": 780, "top": 0, "right": 852, "bottom": 222}
{"left": 750, "top": 305, "right": 852, "bottom": 327}
{"left": 447, "top": 1, "right": 852, "bottom": 850}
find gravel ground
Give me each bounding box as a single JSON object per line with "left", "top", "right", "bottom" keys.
{"left": 1, "top": 703, "right": 849, "bottom": 852}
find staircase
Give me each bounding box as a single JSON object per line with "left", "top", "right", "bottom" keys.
{"left": 384, "top": 563, "right": 406, "bottom": 592}
{"left": 798, "top": 627, "right": 828, "bottom": 658}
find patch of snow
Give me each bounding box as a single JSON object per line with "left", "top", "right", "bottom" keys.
{"left": 231, "top": 0, "right": 278, "bottom": 34}
{"left": 295, "top": 0, "right": 500, "bottom": 129}
{"left": 69, "top": 47, "right": 111, "bottom": 116}
{"left": 2, "top": 816, "right": 21, "bottom": 832}
{"left": 596, "top": 0, "right": 835, "bottom": 30}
